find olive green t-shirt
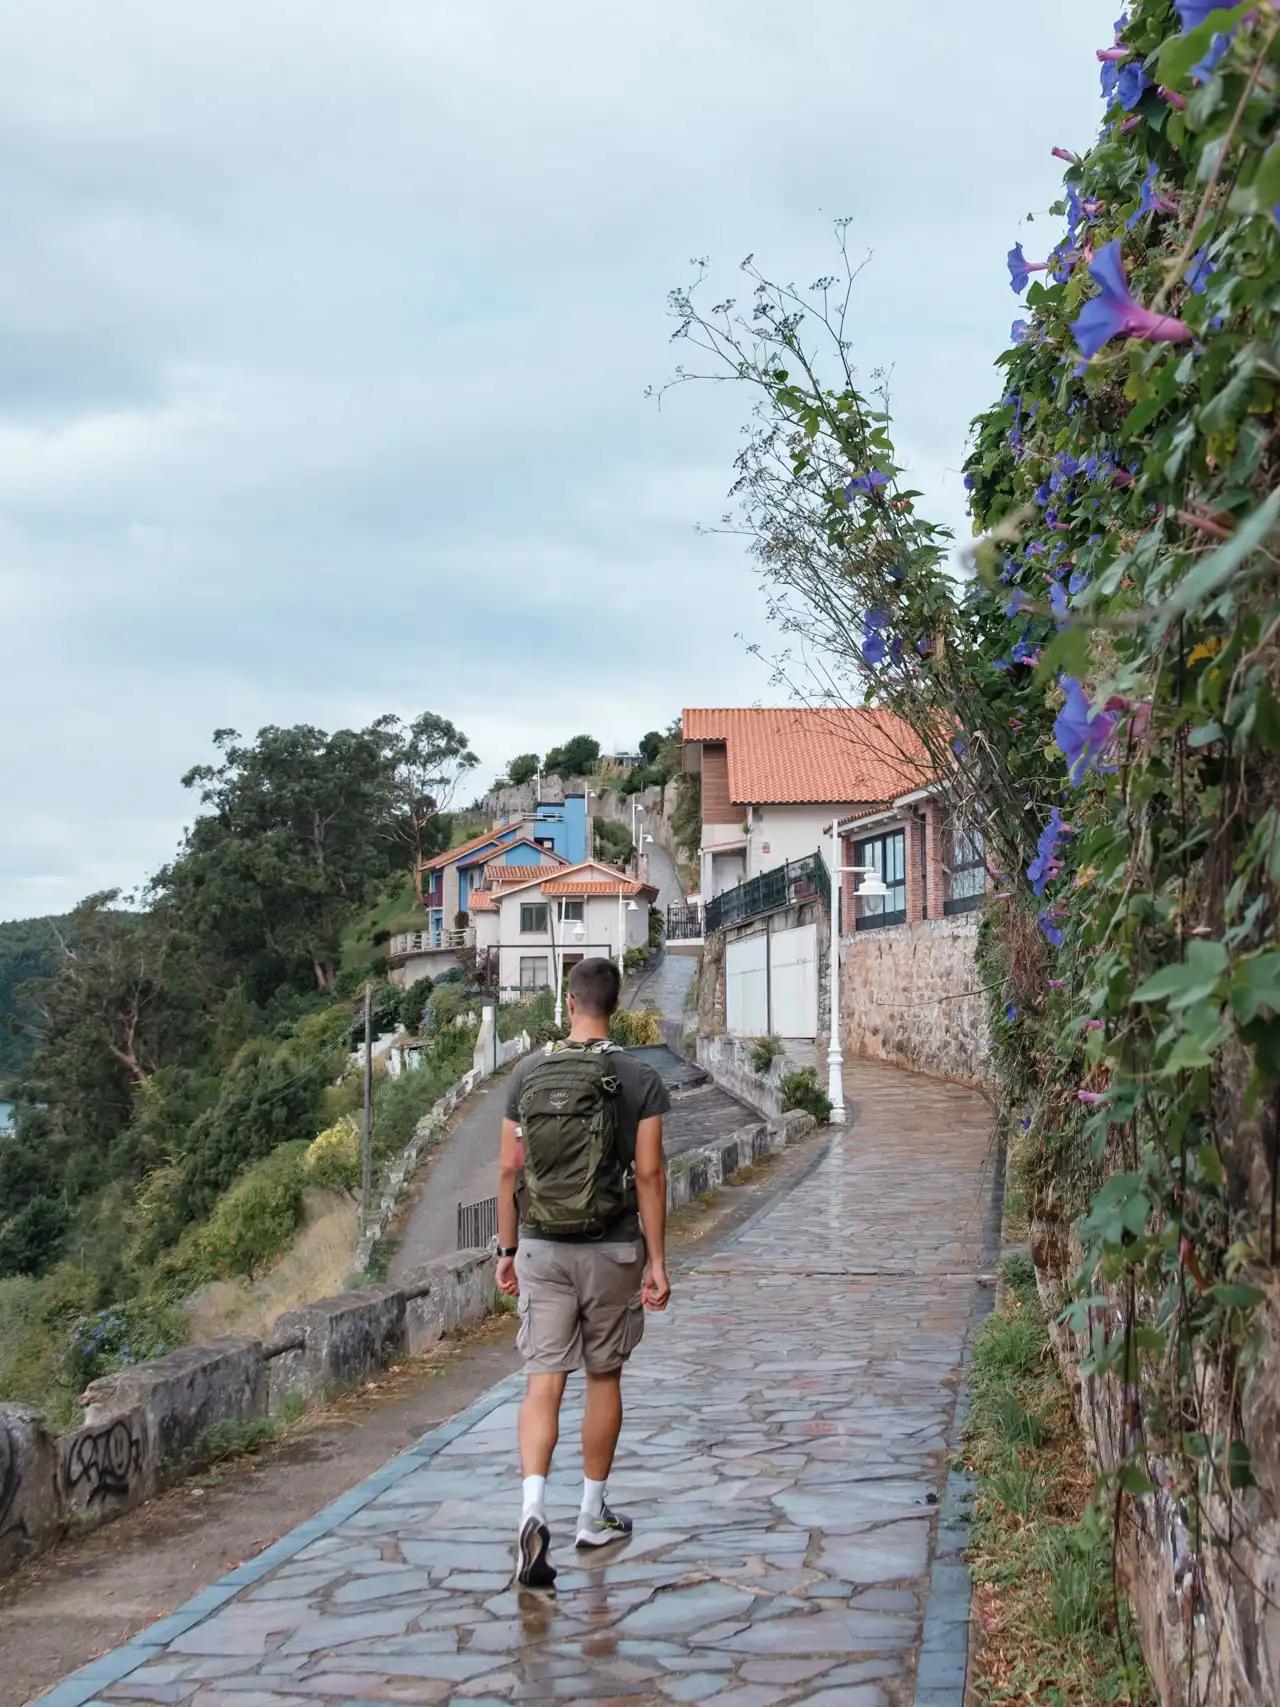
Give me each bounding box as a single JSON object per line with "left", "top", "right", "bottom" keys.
{"left": 505, "top": 1041, "right": 670, "bottom": 1242}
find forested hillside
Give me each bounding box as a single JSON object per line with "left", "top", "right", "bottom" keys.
{"left": 0, "top": 915, "right": 65, "bottom": 1081}
{"left": 0, "top": 711, "right": 480, "bottom": 1420}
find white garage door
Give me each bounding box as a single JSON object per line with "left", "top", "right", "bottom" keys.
{"left": 770, "top": 922, "right": 818, "bottom": 1038}
{"left": 725, "top": 922, "right": 818, "bottom": 1039}
{"left": 725, "top": 932, "right": 768, "bottom": 1037}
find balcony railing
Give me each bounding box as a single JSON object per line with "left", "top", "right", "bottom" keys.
{"left": 390, "top": 925, "right": 474, "bottom": 957}
{"left": 704, "top": 853, "right": 831, "bottom": 936}
{"left": 666, "top": 902, "right": 703, "bottom": 941}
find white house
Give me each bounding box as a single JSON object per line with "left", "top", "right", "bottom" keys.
{"left": 477, "top": 860, "right": 657, "bottom": 1000}
{"left": 682, "top": 705, "right": 934, "bottom": 904}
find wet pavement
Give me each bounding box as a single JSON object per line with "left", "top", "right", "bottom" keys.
{"left": 43, "top": 1059, "right": 994, "bottom": 1707}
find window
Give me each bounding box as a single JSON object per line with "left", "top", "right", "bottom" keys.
{"left": 945, "top": 826, "right": 987, "bottom": 915}
{"left": 559, "top": 899, "right": 584, "bottom": 922}
{"left": 854, "top": 829, "right": 907, "bottom": 930}
{"left": 520, "top": 903, "right": 549, "bottom": 934}
{"left": 519, "top": 956, "right": 550, "bottom": 991}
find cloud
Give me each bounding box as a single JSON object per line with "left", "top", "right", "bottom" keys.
{"left": 0, "top": 0, "right": 1109, "bottom": 917}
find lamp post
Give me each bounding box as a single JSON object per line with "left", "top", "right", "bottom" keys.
{"left": 551, "top": 907, "right": 587, "bottom": 1028}
{"left": 631, "top": 802, "right": 645, "bottom": 871}
{"left": 640, "top": 832, "right": 654, "bottom": 884}
{"left": 585, "top": 790, "right": 598, "bottom": 862}
{"left": 617, "top": 893, "right": 638, "bottom": 973}
{"left": 825, "top": 818, "right": 889, "bottom": 1123}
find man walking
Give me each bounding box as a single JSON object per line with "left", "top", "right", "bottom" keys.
{"left": 495, "top": 957, "right": 670, "bottom": 1588}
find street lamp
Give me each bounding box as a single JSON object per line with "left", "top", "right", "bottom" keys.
{"left": 584, "top": 790, "right": 599, "bottom": 862}
{"left": 825, "top": 818, "right": 889, "bottom": 1123}
{"left": 640, "top": 832, "right": 654, "bottom": 884}
{"left": 617, "top": 894, "right": 639, "bottom": 973}
{"left": 551, "top": 907, "right": 588, "bottom": 1028}
{"left": 631, "top": 802, "right": 645, "bottom": 870}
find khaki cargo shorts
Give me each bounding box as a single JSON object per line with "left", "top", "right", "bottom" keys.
{"left": 514, "top": 1239, "right": 646, "bottom": 1376}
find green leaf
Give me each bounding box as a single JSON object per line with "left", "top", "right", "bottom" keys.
{"left": 1231, "top": 952, "right": 1280, "bottom": 1025}
{"left": 1210, "top": 1283, "right": 1264, "bottom": 1310}
{"left": 1188, "top": 721, "right": 1224, "bottom": 749}
{"left": 1120, "top": 1463, "right": 1157, "bottom": 1497}
{"left": 1228, "top": 139, "right": 1280, "bottom": 217}
{"left": 1130, "top": 939, "right": 1228, "bottom": 1007}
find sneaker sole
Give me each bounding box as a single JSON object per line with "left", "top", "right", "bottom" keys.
{"left": 516, "top": 1516, "right": 556, "bottom": 1587}
{"left": 575, "top": 1525, "right": 632, "bottom": 1550}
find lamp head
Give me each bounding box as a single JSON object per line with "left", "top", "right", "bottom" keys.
{"left": 855, "top": 871, "right": 889, "bottom": 900}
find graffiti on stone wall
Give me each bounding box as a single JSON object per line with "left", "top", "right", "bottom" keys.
{"left": 64, "top": 1417, "right": 144, "bottom": 1505}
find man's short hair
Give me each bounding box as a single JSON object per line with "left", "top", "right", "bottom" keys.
{"left": 568, "top": 957, "right": 621, "bottom": 1017}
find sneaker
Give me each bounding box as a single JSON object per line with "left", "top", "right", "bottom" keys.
{"left": 515, "top": 1514, "right": 556, "bottom": 1588}
{"left": 575, "top": 1502, "right": 633, "bottom": 1549}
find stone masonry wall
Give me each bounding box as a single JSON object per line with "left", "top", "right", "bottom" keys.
{"left": 840, "top": 914, "right": 990, "bottom": 1090}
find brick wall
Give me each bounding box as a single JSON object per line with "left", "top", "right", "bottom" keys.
{"left": 840, "top": 914, "right": 990, "bottom": 1089}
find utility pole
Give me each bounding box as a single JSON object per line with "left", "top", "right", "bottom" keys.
{"left": 361, "top": 980, "right": 374, "bottom": 1224}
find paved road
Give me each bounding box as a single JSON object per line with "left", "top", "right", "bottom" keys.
{"left": 54, "top": 1058, "right": 994, "bottom": 1707}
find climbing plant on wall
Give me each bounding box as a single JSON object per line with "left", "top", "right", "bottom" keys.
{"left": 667, "top": 3, "right": 1278, "bottom": 1692}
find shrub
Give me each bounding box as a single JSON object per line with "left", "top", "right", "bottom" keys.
{"left": 749, "top": 1035, "right": 784, "bottom": 1075}
{"left": 304, "top": 1117, "right": 361, "bottom": 1194}
{"left": 397, "top": 975, "right": 434, "bottom": 1034}
{"left": 198, "top": 1142, "right": 308, "bottom": 1279}
{"left": 433, "top": 966, "right": 466, "bottom": 986}
{"left": 623, "top": 946, "right": 649, "bottom": 975}
{"left": 648, "top": 906, "right": 664, "bottom": 948}
{"left": 778, "top": 1067, "right": 831, "bottom": 1123}
{"left": 62, "top": 1294, "right": 186, "bottom": 1394}
{"left": 609, "top": 1008, "right": 662, "bottom": 1047}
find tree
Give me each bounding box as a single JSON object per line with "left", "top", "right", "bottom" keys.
{"left": 544, "top": 735, "right": 600, "bottom": 778}
{"left": 159, "top": 723, "right": 402, "bottom": 994}
{"left": 378, "top": 713, "right": 478, "bottom": 906}
{"left": 506, "top": 753, "right": 540, "bottom": 787}
{"left": 638, "top": 730, "right": 663, "bottom": 764}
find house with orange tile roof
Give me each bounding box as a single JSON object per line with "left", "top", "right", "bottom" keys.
{"left": 471, "top": 860, "right": 657, "bottom": 1000}
{"left": 682, "top": 705, "right": 936, "bottom": 907}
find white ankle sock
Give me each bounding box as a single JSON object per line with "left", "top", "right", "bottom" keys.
{"left": 581, "top": 1477, "right": 606, "bottom": 1519}
{"left": 522, "top": 1474, "right": 547, "bottom": 1522}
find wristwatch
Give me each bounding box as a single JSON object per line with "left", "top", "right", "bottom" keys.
{"left": 498, "top": 1245, "right": 518, "bottom": 1259}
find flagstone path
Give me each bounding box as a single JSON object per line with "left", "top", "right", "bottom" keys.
{"left": 40, "top": 1060, "right": 994, "bottom": 1707}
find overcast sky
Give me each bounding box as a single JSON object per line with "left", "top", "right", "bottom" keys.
{"left": 0, "top": 1, "right": 1110, "bottom": 921}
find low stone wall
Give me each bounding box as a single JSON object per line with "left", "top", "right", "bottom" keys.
{"left": 693, "top": 1034, "right": 810, "bottom": 1118}
{"left": 840, "top": 914, "right": 990, "bottom": 1089}
{"left": 0, "top": 1093, "right": 813, "bottom": 1584}
{"left": 0, "top": 1249, "right": 500, "bottom": 1581}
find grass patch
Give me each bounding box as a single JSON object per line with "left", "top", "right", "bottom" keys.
{"left": 965, "top": 1255, "right": 1153, "bottom": 1705}
{"left": 195, "top": 1414, "right": 281, "bottom": 1466}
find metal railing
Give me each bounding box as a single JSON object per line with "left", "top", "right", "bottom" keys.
{"left": 666, "top": 902, "right": 703, "bottom": 941}
{"left": 703, "top": 852, "right": 831, "bottom": 936}
{"left": 457, "top": 1195, "right": 498, "bottom": 1250}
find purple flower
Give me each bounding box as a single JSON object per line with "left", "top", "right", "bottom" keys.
{"left": 1127, "top": 162, "right": 1177, "bottom": 229}
{"left": 1070, "top": 241, "right": 1192, "bottom": 359}
{"left": 951, "top": 734, "right": 969, "bottom": 758}
{"left": 1005, "top": 1002, "right": 1019, "bottom": 1023}
{"left": 845, "top": 469, "right": 888, "bottom": 501}
{"left": 963, "top": 472, "right": 975, "bottom": 490}
{"left": 1038, "top": 910, "right": 1065, "bottom": 949}
{"left": 1027, "top": 807, "right": 1067, "bottom": 896}
{"left": 860, "top": 609, "right": 889, "bottom": 667}
{"left": 1007, "top": 243, "right": 1048, "bottom": 294}
{"left": 1185, "top": 246, "right": 1215, "bottom": 295}
{"left": 1011, "top": 319, "right": 1030, "bottom": 344}
{"left": 1192, "top": 31, "right": 1231, "bottom": 78}
{"left": 1068, "top": 569, "right": 1090, "bottom": 597}
{"left": 1047, "top": 977, "right": 1066, "bottom": 990}
{"left": 1077, "top": 1089, "right": 1105, "bottom": 1105}
{"left": 1065, "top": 185, "right": 1084, "bottom": 245}
{"left": 1006, "top": 589, "right": 1031, "bottom": 617}
{"left": 1049, "top": 580, "right": 1069, "bottom": 623}
{"left": 1055, "top": 676, "right": 1118, "bottom": 783}
{"left": 1100, "top": 57, "right": 1121, "bottom": 102}
{"left": 1174, "top": 0, "right": 1229, "bottom": 27}
{"left": 1117, "top": 61, "right": 1148, "bottom": 110}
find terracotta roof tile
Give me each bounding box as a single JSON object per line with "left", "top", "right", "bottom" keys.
{"left": 422, "top": 820, "right": 522, "bottom": 872}
{"left": 484, "top": 862, "right": 567, "bottom": 885}
{"left": 468, "top": 891, "right": 497, "bottom": 912}
{"left": 539, "top": 878, "right": 651, "bottom": 897}
{"left": 683, "top": 706, "right": 935, "bottom": 805}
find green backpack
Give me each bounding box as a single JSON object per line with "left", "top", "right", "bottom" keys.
{"left": 517, "top": 1042, "right": 630, "bottom": 1236}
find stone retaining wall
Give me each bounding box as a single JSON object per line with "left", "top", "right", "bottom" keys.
{"left": 0, "top": 1100, "right": 812, "bottom": 1583}
{"left": 840, "top": 914, "right": 990, "bottom": 1089}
